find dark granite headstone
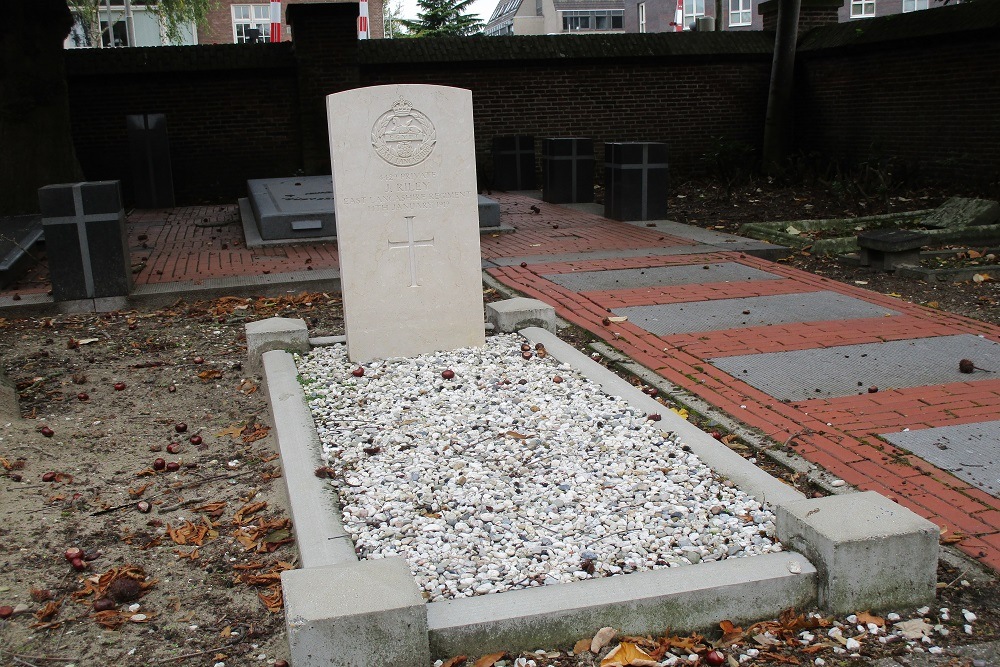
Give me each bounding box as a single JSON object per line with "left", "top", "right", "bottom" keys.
{"left": 604, "top": 142, "right": 669, "bottom": 221}
{"left": 492, "top": 136, "right": 536, "bottom": 191}
{"left": 0, "top": 214, "right": 43, "bottom": 288}
{"left": 127, "top": 113, "right": 175, "bottom": 208}
{"left": 542, "top": 138, "right": 594, "bottom": 204}
{"left": 38, "top": 181, "right": 132, "bottom": 301}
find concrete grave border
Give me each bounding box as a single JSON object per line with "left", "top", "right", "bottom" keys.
{"left": 255, "top": 315, "right": 937, "bottom": 666}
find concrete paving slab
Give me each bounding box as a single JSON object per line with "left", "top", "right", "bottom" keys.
{"left": 485, "top": 297, "right": 555, "bottom": 332}
{"left": 711, "top": 334, "right": 1000, "bottom": 401}
{"left": 614, "top": 290, "right": 898, "bottom": 336}
{"left": 544, "top": 262, "right": 780, "bottom": 292}
{"left": 426, "top": 551, "right": 816, "bottom": 657}
{"left": 883, "top": 421, "right": 1000, "bottom": 496}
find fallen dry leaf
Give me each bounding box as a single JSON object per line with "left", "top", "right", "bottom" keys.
{"left": 440, "top": 655, "right": 467, "bottom": 667}
{"left": 591, "top": 626, "right": 617, "bottom": 653}
{"left": 197, "top": 369, "right": 223, "bottom": 382}
{"left": 473, "top": 652, "right": 506, "bottom": 667}
{"left": 35, "top": 599, "right": 62, "bottom": 621}
{"left": 601, "top": 643, "right": 655, "bottom": 667}
{"left": 573, "top": 639, "right": 592, "bottom": 655}
{"left": 856, "top": 611, "right": 884, "bottom": 627}
{"left": 215, "top": 424, "right": 245, "bottom": 439}
{"left": 233, "top": 501, "right": 267, "bottom": 525}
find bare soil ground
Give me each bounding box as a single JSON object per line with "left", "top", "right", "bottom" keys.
{"left": 1, "top": 180, "right": 998, "bottom": 666}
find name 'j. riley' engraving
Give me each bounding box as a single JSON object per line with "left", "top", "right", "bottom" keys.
{"left": 371, "top": 99, "right": 437, "bottom": 167}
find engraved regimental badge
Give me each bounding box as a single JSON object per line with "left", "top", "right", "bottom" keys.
{"left": 371, "top": 99, "right": 437, "bottom": 167}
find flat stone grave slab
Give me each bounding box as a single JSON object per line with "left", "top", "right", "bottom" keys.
{"left": 882, "top": 421, "right": 1000, "bottom": 496}
{"left": 247, "top": 176, "right": 338, "bottom": 241}
{"left": 0, "top": 214, "right": 43, "bottom": 287}
{"left": 921, "top": 196, "right": 1000, "bottom": 228}
{"left": 711, "top": 334, "right": 1000, "bottom": 402}
{"left": 545, "top": 262, "right": 780, "bottom": 292}
{"left": 246, "top": 176, "right": 503, "bottom": 242}
{"left": 614, "top": 291, "right": 898, "bottom": 336}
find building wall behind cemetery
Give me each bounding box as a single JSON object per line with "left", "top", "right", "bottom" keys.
{"left": 794, "top": 2, "right": 1000, "bottom": 185}
{"left": 63, "top": 1, "right": 999, "bottom": 207}
{"left": 66, "top": 44, "right": 301, "bottom": 204}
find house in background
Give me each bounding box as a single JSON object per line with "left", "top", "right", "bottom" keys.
{"left": 486, "top": 0, "right": 958, "bottom": 34}
{"left": 485, "top": 0, "right": 625, "bottom": 36}
{"left": 66, "top": 0, "right": 382, "bottom": 48}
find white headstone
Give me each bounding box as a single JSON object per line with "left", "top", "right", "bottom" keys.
{"left": 327, "top": 84, "right": 485, "bottom": 363}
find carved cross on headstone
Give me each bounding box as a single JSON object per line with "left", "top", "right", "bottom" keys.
{"left": 388, "top": 215, "right": 434, "bottom": 287}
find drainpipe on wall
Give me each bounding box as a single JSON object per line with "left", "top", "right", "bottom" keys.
{"left": 104, "top": 0, "right": 115, "bottom": 46}
{"left": 124, "top": 0, "right": 136, "bottom": 46}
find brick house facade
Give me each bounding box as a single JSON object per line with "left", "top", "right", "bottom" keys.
{"left": 200, "top": 0, "right": 384, "bottom": 43}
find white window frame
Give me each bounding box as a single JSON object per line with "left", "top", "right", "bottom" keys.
{"left": 232, "top": 4, "right": 271, "bottom": 43}
{"left": 683, "top": 0, "right": 705, "bottom": 30}
{"left": 902, "top": 0, "right": 928, "bottom": 11}
{"left": 638, "top": 1, "right": 646, "bottom": 32}
{"left": 850, "top": 0, "right": 875, "bottom": 18}
{"left": 729, "top": 0, "right": 751, "bottom": 26}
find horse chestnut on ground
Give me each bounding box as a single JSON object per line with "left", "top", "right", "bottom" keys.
{"left": 352, "top": 367, "right": 365, "bottom": 377}
{"left": 70, "top": 557, "right": 87, "bottom": 571}
{"left": 137, "top": 501, "right": 152, "bottom": 514}
{"left": 152, "top": 458, "right": 166, "bottom": 471}
{"left": 64, "top": 547, "right": 84, "bottom": 562}
{"left": 77, "top": 392, "right": 89, "bottom": 401}
{"left": 705, "top": 650, "right": 725, "bottom": 666}
{"left": 167, "top": 443, "right": 181, "bottom": 454}
{"left": 165, "top": 462, "right": 180, "bottom": 472}
{"left": 0, "top": 606, "right": 13, "bottom": 619}
{"left": 93, "top": 598, "right": 116, "bottom": 612}
{"left": 647, "top": 413, "right": 662, "bottom": 421}
{"left": 167, "top": 384, "right": 177, "bottom": 393}
{"left": 114, "top": 382, "right": 126, "bottom": 391}
{"left": 441, "top": 369, "right": 455, "bottom": 379}
{"left": 189, "top": 435, "right": 203, "bottom": 446}
{"left": 274, "top": 661, "right": 289, "bottom": 667}
{"left": 868, "top": 386, "right": 879, "bottom": 393}
{"left": 40, "top": 426, "right": 54, "bottom": 437}
{"left": 41, "top": 472, "right": 57, "bottom": 482}
{"left": 175, "top": 423, "right": 188, "bottom": 433}
{"left": 193, "top": 356, "right": 205, "bottom": 364}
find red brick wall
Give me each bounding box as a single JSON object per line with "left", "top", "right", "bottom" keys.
{"left": 63, "top": 1, "right": 1000, "bottom": 206}
{"left": 358, "top": 57, "right": 771, "bottom": 188}
{"left": 795, "top": 3, "right": 1000, "bottom": 186}
{"left": 66, "top": 45, "right": 301, "bottom": 204}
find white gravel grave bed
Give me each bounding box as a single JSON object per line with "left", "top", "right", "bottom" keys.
{"left": 296, "top": 334, "right": 780, "bottom": 602}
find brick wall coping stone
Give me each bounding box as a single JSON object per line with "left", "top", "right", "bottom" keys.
{"left": 798, "top": 0, "right": 1000, "bottom": 54}
{"left": 65, "top": 42, "right": 295, "bottom": 76}
{"left": 358, "top": 31, "right": 774, "bottom": 65}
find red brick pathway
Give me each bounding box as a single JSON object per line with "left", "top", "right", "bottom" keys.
{"left": 3, "top": 192, "right": 998, "bottom": 569}
{"left": 484, "top": 193, "right": 1000, "bottom": 572}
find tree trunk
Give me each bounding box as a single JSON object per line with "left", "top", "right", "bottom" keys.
{"left": 0, "top": 0, "right": 84, "bottom": 216}
{"left": 761, "top": 0, "right": 801, "bottom": 174}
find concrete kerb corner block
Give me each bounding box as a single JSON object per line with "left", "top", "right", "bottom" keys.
{"left": 0, "top": 371, "right": 18, "bottom": 419}
{"left": 486, "top": 298, "right": 556, "bottom": 333}
{"left": 246, "top": 317, "right": 310, "bottom": 376}
{"left": 283, "top": 557, "right": 430, "bottom": 667}
{"left": 776, "top": 491, "right": 938, "bottom": 614}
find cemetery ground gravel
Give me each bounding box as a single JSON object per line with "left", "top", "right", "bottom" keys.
{"left": 0, "top": 294, "right": 345, "bottom": 665}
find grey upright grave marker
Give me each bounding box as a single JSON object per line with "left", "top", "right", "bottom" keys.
{"left": 492, "top": 135, "right": 536, "bottom": 190}
{"left": 542, "top": 138, "right": 594, "bottom": 204}
{"left": 327, "top": 85, "right": 485, "bottom": 363}
{"left": 604, "top": 142, "right": 669, "bottom": 221}
{"left": 38, "top": 181, "right": 132, "bottom": 302}
{"left": 127, "top": 113, "right": 175, "bottom": 208}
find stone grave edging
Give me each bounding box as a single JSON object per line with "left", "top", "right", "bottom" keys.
{"left": 258, "top": 319, "right": 936, "bottom": 667}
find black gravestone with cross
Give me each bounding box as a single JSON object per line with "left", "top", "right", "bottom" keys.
{"left": 38, "top": 181, "right": 132, "bottom": 301}
{"left": 541, "top": 138, "right": 594, "bottom": 204}
{"left": 604, "top": 142, "right": 669, "bottom": 221}
{"left": 492, "top": 135, "right": 536, "bottom": 191}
